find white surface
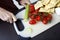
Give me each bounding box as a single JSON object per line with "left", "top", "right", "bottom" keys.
{"left": 14, "top": 0, "right": 60, "bottom": 38}
{"left": 55, "top": 8, "right": 60, "bottom": 15}
{"left": 15, "top": 9, "right": 60, "bottom": 38}
{"left": 21, "top": 13, "right": 60, "bottom": 38}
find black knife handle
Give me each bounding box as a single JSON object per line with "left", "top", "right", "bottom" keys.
{"left": 15, "top": 19, "right": 25, "bottom": 31}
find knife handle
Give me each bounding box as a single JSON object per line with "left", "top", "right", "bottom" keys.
{"left": 15, "top": 19, "right": 25, "bottom": 31}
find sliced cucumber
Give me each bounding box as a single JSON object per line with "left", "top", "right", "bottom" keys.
{"left": 24, "top": 4, "right": 29, "bottom": 21}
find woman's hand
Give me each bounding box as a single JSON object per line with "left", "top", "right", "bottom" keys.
{"left": 0, "top": 7, "right": 17, "bottom": 23}
{"left": 20, "top": 0, "right": 31, "bottom": 7}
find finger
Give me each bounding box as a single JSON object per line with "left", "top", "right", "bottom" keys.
{"left": 0, "top": 13, "right": 7, "bottom": 21}
{"left": 20, "top": 0, "right": 30, "bottom": 7}
{"left": 8, "top": 16, "right": 13, "bottom": 23}
{"left": 10, "top": 13, "right": 17, "bottom": 22}
{"left": 26, "top": 1, "right": 31, "bottom": 4}
{"left": 6, "top": 11, "right": 17, "bottom": 22}
{"left": 20, "top": 1, "right": 26, "bottom": 7}
{"left": 0, "top": 15, "right": 5, "bottom": 21}
{"left": 6, "top": 13, "right": 13, "bottom": 23}
{"left": 4, "top": 12, "right": 12, "bottom": 23}
{"left": 2, "top": 13, "right": 9, "bottom": 21}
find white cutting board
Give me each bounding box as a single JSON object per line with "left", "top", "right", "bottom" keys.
{"left": 15, "top": 10, "right": 60, "bottom": 38}
{"left": 15, "top": 0, "right": 60, "bottom": 38}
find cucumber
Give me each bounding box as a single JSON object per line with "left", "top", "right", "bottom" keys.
{"left": 24, "top": 4, "right": 29, "bottom": 21}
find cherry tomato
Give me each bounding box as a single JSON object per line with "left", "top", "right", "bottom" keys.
{"left": 47, "top": 14, "right": 52, "bottom": 21}
{"left": 30, "top": 15, "right": 35, "bottom": 19}
{"left": 29, "top": 4, "right": 35, "bottom": 13}
{"left": 31, "top": 7, "right": 40, "bottom": 15}
{"left": 32, "top": 11, "right": 38, "bottom": 15}
{"left": 35, "top": 15, "right": 41, "bottom": 21}
{"left": 40, "top": 12, "right": 45, "bottom": 20}
{"left": 41, "top": 12, "right": 46, "bottom": 17}
{"left": 42, "top": 17, "right": 48, "bottom": 24}
{"left": 29, "top": 19, "right": 36, "bottom": 25}
{"left": 28, "top": 13, "right": 32, "bottom": 17}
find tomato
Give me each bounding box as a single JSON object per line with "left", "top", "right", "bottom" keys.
{"left": 42, "top": 17, "right": 48, "bottom": 24}
{"left": 29, "top": 4, "right": 35, "bottom": 13}
{"left": 40, "top": 12, "right": 45, "bottom": 19}
{"left": 31, "top": 7, "right": 40, "bottom": 15}
{"left": 30, "top": 15, "right": 35, "bottom": 19}
{"left": 40, "top": 12, "right": 45, "bottom": 20}
{"left": 47, "top": 14, "right": 52, "bottom": 21}
{"left": 32, "top": 11, "right": 38, "bottom": 15}
{"left": 29, "top": 19, "right": 36, "bottom": 25}
{"left": 28, "top": 13, "right": 32, "bottom": 17}
{"left": 35, "top": 15, "right": 41, "bottom": 21}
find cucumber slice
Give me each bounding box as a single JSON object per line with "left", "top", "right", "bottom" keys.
{"left": 24, "top": 4, "right": 29, "bottom": 21}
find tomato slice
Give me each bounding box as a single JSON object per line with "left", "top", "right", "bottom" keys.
{"left": 32, "top": 8, "right": 40, "bottom": 15}
{"left": 35, "top": 15, "right": 41, "bottom": 21}
{"left": 29, "top": 19, "right": 36, "bottom": 25}
{"left": 30, "top": 15, "right": 35, "bottom": 19}
{"left": 29, "top": 4, "right": 35, "bottom": 13}
{"left": 42, "top": 17, "right": 48, "bottom": 24}
{"left": 47, "top": 14, "right": 52, "bottom": 21}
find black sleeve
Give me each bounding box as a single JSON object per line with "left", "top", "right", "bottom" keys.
{"left": 0, "top": 0, "right": 19, "bottom": 14}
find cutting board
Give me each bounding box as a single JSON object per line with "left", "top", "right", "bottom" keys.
{"left": 14, "top": 0, "right": 60, "bottom": 38}
{"left": 15, "top": 10, "right": 60, "bottom": 38}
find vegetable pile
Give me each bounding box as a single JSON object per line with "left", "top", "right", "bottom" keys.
{"left": 25, "top": 4, "right": 52, "bottom": 25}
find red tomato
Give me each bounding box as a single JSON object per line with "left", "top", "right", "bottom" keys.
{"left": 41, "top": 12, "right": 46, "bottom": 17}
{"left": 42, "top": 17, "right": 48, "bottom": 24}
{"left": 28, "top": 13, "right": 32, "bottom": 17}
{"left": 29, "top": 4, "right": 35, "bottom": 13}
{"left": 30, "top": 15, "right": 35, "bottom": 19}
{"left": 40, "top": 12, "right": 46, "bottom": 20}
{"left": 35, "top": 15, "right": 41, "bottom": 21}
{"left": 31, "top": 7, "right": 40, "bottom": 15}
{"left": 47, "top": 14, "right": 52, "bottom": 21}
{"left": 33, "top": 7, "right": 40, "bottom": 14}
{"left": 32, "top": 11, "right": 38, "bottom": 15}
{"left": 29, "top": 19, "right": 36, "bottom": 25}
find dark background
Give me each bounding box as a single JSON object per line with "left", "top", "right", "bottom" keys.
{"left": 0, "top": 20, "right": 60, "bottom": 40}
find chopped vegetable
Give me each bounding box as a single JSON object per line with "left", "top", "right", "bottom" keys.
{"left": 42, "top": 17, "right": 48, "bottom": 24}
{"left": 29, "top": 19, "right": 36, "bottom": 25}
{"left": 24, "top": 4, "right": 29, "bottom": 21}
{"left": 35, "top": 15, "right": 41, "bottom": 21}
{"left": 29, "top": 4, "right": 35, "bottom": 13}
